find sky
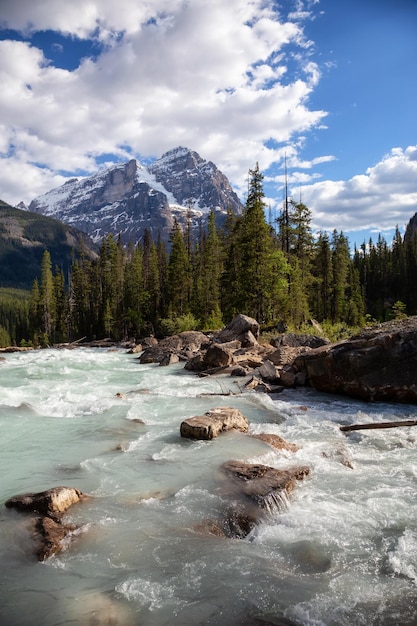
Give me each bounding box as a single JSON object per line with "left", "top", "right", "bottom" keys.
{"left": 0, "top": 0, "right": 416, "bottom": 249}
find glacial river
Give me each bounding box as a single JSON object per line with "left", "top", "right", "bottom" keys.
{"left": 1, "top": 348, "right": 417, "bottom": 625}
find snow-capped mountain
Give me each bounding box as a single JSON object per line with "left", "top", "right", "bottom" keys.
{"left": 28, "top": 147, "right": 244, "bottom": 244}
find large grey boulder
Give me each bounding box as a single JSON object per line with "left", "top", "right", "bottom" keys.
{"left": 139, "top": 331, "right": 209, "bottom": 364}
{"left": 216, "top": 314, "right": 260, "bottom": 343}
{"left": 180, "top": 407, "right": 249, "bottom": 440}
{"left": 293, "top": 317, "right": 417, "bottom": 402}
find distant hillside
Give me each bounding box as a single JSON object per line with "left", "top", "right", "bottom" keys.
{"left": 0, "top": 200, "right": 97, "bottom": 289}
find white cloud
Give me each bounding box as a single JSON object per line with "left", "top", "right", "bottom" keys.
{"left": 0, "top": 0, "right": 328, "bottom": 205}
{"left": 299, "top": 146, "right": 417, "bottom": 233}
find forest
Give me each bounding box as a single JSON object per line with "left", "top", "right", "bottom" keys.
{"left": 1, "top": 164, "right": 416, "bottom": 347}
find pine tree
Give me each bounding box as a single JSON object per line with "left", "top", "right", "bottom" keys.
{"left": 231, "top": 163, "right": 288, "bottom": 322}
{"left": 39, "top": 250, "right": 56, "bottom": 345}
{"left": 167, "top": 220, "right": 191, "bottom": 317}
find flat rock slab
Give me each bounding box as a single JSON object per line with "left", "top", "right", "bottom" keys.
{"left": 5, "top": 486, "right": 85, "bottom": 516}
{"left": 180, "top": 407, "right": 249, "bottom": 440}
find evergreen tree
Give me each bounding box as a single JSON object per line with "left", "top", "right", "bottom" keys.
{"left": 39, "top": 250, "right": 56, "bottom": 345}
{"left": 167, "top": 220, "right": 191, "bottom": 317}
{"left": 231, "top": 163, "right": 288, "bottom": 322}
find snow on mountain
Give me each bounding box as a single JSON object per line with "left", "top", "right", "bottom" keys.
{"left": 29, "top": 148, "right": 244, "bottom": 244}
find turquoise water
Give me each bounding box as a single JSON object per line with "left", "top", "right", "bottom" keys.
{"left": 1, "top": 348, "right": 417, "bottom": 625}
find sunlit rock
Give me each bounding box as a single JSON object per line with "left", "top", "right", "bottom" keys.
{"left": 5, "top": 486, "right": 85, "bottom": 516}
{"left": 180, "top": 407, "right": 249, "bottom": 440}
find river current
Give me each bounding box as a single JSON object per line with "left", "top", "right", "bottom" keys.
{"left": 1, "top": 347, "right": 417, "bottom": 626}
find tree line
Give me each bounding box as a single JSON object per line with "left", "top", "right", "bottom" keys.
{"left": 1, "top": 164, "right": 416, "bottom": 346}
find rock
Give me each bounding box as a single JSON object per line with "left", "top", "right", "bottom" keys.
{"left": 219, "top": 461, "right": 310, "bottom": 537}
{"left": 139, "top": 330, "right": 208, "bottom": 364}
{"left": 258, "top": 359, "right": 280, "bottom": 383}
{"left": 159, "top": 352, "right": 180, "bottom": 366}
{"left": 180, "top": 407, "right": 249, "bottom": 440}
{"left": 32, "top": 515, "right": 78, "bottom": 561}
{"left": 128, "top": 343, "right": 143, "bottom": 354}
{"left": 268, "top": 346, "right": 310, "bottom": 366}
{"left": 202, "top": 343, "right": 234, "bottom": 368}
{"left": 244, "top": 376, "right": 271, "bottom": 392}
{"left": 271, "top": 333, "right": 329, "bottom": 349}
{"left": 230, "top": 365, "right": 250, "bottom": 377}
{"left": 216, "top": 314, "right": 260, "bottom": 343}
{"left": 5, "top": 486, "right": 86, "bottom": 561}
{"left": 293, "top": 316, "right": 417, "bottom": 403}
{"left": 222, "top": 461, "right": 310, "bottom": 506}
{"left": 142, "top": 336, "right": 158, "bottom": 348}
{"left": 252, "top": 433, "right": 299, "bottom": 453}
{"left": 279, "top": 365, "right": 297, "bottom": 388}
{"left": 5, "top": 486, "right": 85, "bottom": 516}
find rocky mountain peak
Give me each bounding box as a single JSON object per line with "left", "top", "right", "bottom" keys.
{"left": 149, "top": 147, "right": 242, "bottom": 214}
{"left": 28, "top": 148, "right": 244, "bottom": 245}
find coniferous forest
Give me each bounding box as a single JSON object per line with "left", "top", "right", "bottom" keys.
{"left": 2, "top": 164, "right": 417, "bottom": 347}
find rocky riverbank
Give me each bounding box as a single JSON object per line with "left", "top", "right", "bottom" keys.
{"left": 133, "top": 314, "right": 417, "bottom": 404}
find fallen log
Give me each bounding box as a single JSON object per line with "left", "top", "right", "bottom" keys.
{"left": 340, "top": 419, "right": 417, "bottom": 432}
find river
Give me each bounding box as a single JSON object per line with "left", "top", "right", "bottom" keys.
{"left": 0, "top": 347, "right": 417, "bottom": 625}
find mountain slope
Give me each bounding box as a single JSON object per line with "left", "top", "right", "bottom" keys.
{"left": 28, "top": 147, "right": 244, "bottom": 244}
{"left": 0, "top": 200, "right": 97, "bottom": 289}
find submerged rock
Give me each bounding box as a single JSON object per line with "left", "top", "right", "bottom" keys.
{"left": 251, "top": 433, "right": 299, "bottom": 453}
{"left": 32, "top": 515, "right": 79, "bottom": 561}
{"left": 5, "top": 486, "right": 87, "bottom": 561}
{"left": 180, "top": 407, "right": 249, "bottom": 440}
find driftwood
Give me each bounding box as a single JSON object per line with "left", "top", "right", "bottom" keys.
{"left": 340, "top": 420, "right": 417, "bottom": 432}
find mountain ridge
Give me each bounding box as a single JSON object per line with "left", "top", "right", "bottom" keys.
{"left": 0, "top": 199, "right": 97, "bottom": 289}
{"left": 28, "top": 147, "right": 244, "bottom": 244}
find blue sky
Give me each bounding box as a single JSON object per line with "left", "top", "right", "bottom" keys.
{"left": 0, "top": 0, "right": 416, "bottom": 249}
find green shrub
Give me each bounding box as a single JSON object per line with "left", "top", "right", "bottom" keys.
{"left": 159, "top": 313, "right": 200, "bottom": 336}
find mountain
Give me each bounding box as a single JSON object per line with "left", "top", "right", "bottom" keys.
{"left": 0, "top": 199, "right": 97, "bottom": 289}
{"left": 28, "top": 147, "right": 244, "bottom": 244}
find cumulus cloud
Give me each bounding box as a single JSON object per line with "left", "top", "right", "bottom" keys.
{"left": 299, "top": 146, "right": 417, "bottom": 234}
{"left": 0, "top": 0, "right": 327, "bottom": 204}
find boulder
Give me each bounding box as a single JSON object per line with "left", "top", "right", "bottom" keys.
{"left": 258, "top": 359, "right": 280, "bottom": 383}
{"left": 218, "top": 461, "right": 310, "bottom": 537}
{"left": 159, "top": 352, "right": 180, "bottom": 366}
{"left": 271, "top": 332, "right": 329, "bottom": 349}
{"left": 180, "top": 407, "right": 249, "bottom": 440}
{"left": 5, "top": 486, "right": 86, "bottom": 561}
{"left": 216, "top": 314, "right": 260, "bottom": 343}
{"left": 139, "top": 331, "right": 208, "bottom": 364}
{"left": 222, "top": 461, "right": 310, "bottom": 506}
{"left": 202, "top": 343, "right": 234, "bottom": 368}
{"left": 293, "top": 316, "right": 417, "bottom": 403}
{"left": 32, "top": 515, "right": 78, "bottom": 561}
{"left": 5, "top": 486, "right": 84, "bottom": 516}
